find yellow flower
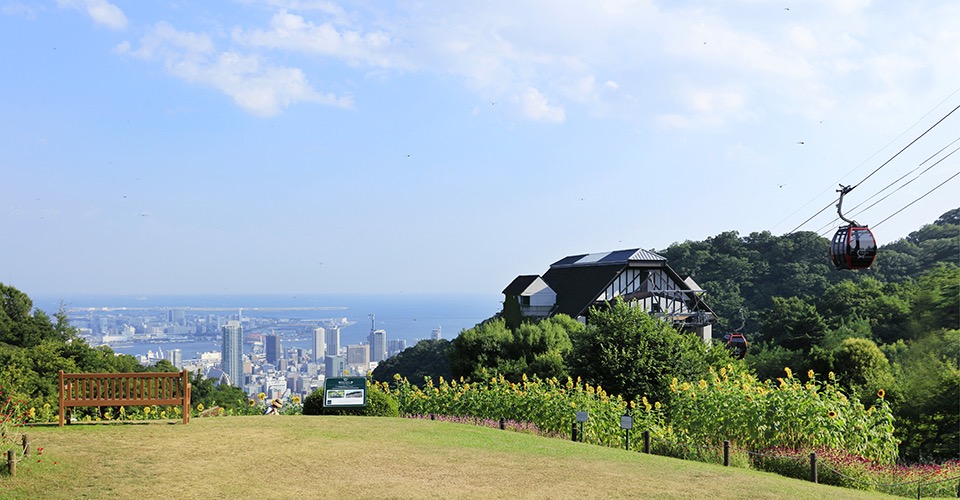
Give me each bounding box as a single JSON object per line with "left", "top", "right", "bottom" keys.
{"left": 248, "top": 399, "right": 256, "bottom": 406}
{"left": 160, "top": 411, "right": 167, "bottom": 419}
{"left": 719, "top": 367, "right": 727, "bottom": 377}
{"left": 828, "top": 371, "right": 836, "bottom": 381}
{"left": 28, "top": 407, "right": 35, "bottom": 418}
{"left": 698, "top": 379, "right": 707, "bottom": 389}
{"left": 807, "top": 369, "right": 815, "bottom": 380}
{"left": 144, "top": 406, "right": 152, "bottom": 415}
{"left": 258, "top": 392, "right": 266, "bottom": 401}
{"left": 784, "top": 367, "right": 793, "bottom": 379}
{"left": 292, "top": 395, "right": 302, "bottom": 405}
{"left": 654, "top": 401, "right": 661, "bottom": 410}
{"left": 119, "top": 406, "right": 126, "bottom": 414}
{"left": 877, "top": 389, "right": 885, "bottom": 399}
{"left": 827, "top": 410, "right": 837, "bottom": 418}
{"left": 43, "top": 403, "right": 51, "bottom": 410}
{"left": 629, "top": 400, "right": 636, "bottom": 409}
{"left": 197, "top": 403, "right": 205, "bottom": 412}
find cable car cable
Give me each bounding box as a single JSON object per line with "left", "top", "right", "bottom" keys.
{"left": 872, "top": 170, "right": 960, "bottom": 229}
{"left": 851, "top": 104, "right": 959, "bottom": 190}
{"left": 810, "top": 140, "right": 960, "bottom": 235}
{"left": 785, "top": 105, "right": 959, "bottom": 234}
{"left": 848, "top": 145, "right": 959, "bottom": 220}
{"left": 772, "top": 87, "right": 960, "bottom": 233}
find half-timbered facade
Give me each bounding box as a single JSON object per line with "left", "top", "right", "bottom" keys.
{"left": 502, "top": 248, "right": 714, "bottom": 341}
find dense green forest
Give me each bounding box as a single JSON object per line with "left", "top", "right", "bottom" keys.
{"left": 658, "top": 208, "right": 958, "bottom": 462}
{"left": 375, "top": 208, "right": 958, "bottom": 462}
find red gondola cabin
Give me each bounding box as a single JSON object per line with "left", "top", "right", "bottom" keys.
{"left": 830, "top": 225, "right": 877, "bottom": 270}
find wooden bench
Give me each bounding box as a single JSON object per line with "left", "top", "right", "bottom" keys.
{"left": 58, "top": 369, "right": 192, "bottom": 426}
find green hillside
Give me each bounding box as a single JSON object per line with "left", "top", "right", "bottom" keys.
{"left": 4, "top": 416, "right": 889, "bottom": 499}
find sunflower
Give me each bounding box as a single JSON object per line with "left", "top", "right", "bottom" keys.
{"left": 292, "top": 395, "right": 302, "bottom": 405}
{"left": 827, "top": 410, "right": 837, "bottom": 418}
{"left": 248, "top": 399, "right": 256, "bottom": 407}
{"left": 143, "top": 406, "right": 152, "bottom": 415}
{"left": 197, "top": 403, "right": 205, "bottom": 412}
{"left": 258, "top": 392, "right": 267, "bottom": 401}
{"left": 877, "top": 389, "right": 885, "bottom": 399}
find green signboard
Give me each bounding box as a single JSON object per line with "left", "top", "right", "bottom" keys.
{"left": 323, "top": 377, "right": 367, "bottom": 408}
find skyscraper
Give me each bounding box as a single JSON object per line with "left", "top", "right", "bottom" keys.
{"left": 313, "top": 327, "right": 325, "bottom": 363}
{"left": 346, "top": 343, "right": 370, "bottom": 366}
{"left": 165, "top": 348, "right": 182, "bottom": 368}
{"left": 324, "top": 327, "right": 340, "bottom": 358}
{"left": 369, "top": 329, "right": 387, "bottom": 363}
{"left": 221, "top": 320, "right": 243, "bottom": 387}
{"left": 265, "top": 334, "right": 281, "bottom": 365}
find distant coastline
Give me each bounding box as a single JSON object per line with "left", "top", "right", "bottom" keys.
{"left": 33, "top": 293, "right": 501, "bottom": 356}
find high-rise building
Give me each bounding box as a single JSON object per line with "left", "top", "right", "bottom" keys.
{"left": 265, "top": 334, "right": 281, "bottom": 365}
{"left": 346, "top": 344, "right": 370, "bottom": 366}
{"left": 325, "top": 355, "right": 347, "bottom": 378}
{"left": 387, "top": 338, "right": 407, "bottom": 358}
{"left": 165, "top": 348, "right": 182, "bottom": 368}
{"left": 313, "top": 327, "right": 325, "bottom": 363}
{"left": 168, "top": 309, "right": 185, "bottom": 326}
{"left": 221, "top": 320, "right": 243, "bottom": 387}
{"left": 324, "top": 327, "right": 340, "bottom": 357}
{"left": 369, "top": 329, "right": 387, "bottom": 363}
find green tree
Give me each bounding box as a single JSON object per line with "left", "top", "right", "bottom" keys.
{"left": 568, "top": 299, "right": 733, "bottom": 403}
{"left": 449, "top": 315, "right": 580, "bottom": 382}
{"left": 910, "top": 264, "right": 960, "bottom": 335}
{"left": 761, "top": 296, "right": 826, "bottom": 353}
{"left": 371, "top": 339, "right": 452, "bottom": 386}
{"left": 886, "top": 329, "right": 960, "bottom": 461}
{"left": 831, "top": 337, "right": 895, "bottom": 406}
{"left": 449, "top": 319, "right": 514, "bottom": 381}
{"left": 189, "top": 371, "right": 248, "bottom": 411}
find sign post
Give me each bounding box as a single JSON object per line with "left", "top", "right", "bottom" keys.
{"left": 620, "top": 413, "right": 633, "bottom": 450}
{"left": 575, "top": 411, "right": 588, "bottom": 442}
{"left": 322, "top": 377, "right": 367, "bottom": 409}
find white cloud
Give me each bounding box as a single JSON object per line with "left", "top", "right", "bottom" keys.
{"left": 98, "top": 1, "right": 960, "bottom": 123}
{"left": 232, "top": 9, "right": 403, "bottom": 68}
{"left": 119, "top": 22, "right": 352, "bottom": 117}
{"left": 521, "top": 87, "right": 565, "bottom": 123}
{"left": 58, "top": 0, "right": 127, "bottom": 30}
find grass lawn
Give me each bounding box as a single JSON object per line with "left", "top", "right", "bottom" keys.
{"left": 2, "top": 416, "right": 892, "bottom": 499}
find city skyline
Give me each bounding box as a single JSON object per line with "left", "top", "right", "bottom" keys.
{"left": 2, "top": 1, "right": 958, "bottom": 297}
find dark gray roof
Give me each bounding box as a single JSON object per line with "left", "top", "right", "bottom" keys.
{"left": 550, "top": 248, "right": 666, "bottom": 268}
{"left": 540, "top": 247, "right": 710, "bottom": 319}
{"left": 502, "top": 275, "right": 541, "bottom": 295}
{"left": 541, "top": 264, "right": 624, "bottom": 317}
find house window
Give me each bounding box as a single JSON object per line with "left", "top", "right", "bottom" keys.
{"left": 520, "top": 296, "right": 531, "bottom": 306}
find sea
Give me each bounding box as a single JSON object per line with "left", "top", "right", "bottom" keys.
{"left": 32, "top": 293, "right": 501, "bottom": 360}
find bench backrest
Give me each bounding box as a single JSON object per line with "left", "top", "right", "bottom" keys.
{"left": 58, "top": 370, "right": 191, "bottom": 426}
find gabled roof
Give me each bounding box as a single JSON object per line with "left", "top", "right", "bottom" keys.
{"left": 541, "top": 264, "right": 624, "bottom": 317}
{"left": 502, "top": 275, "right": 541, "bottom": 295}
{"left": 550, "top": 248, "right": 666, "bottom": 268}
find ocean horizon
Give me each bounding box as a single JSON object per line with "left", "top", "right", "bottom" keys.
{"left": 31, "top": 293, "right": 503, "bottom": 358}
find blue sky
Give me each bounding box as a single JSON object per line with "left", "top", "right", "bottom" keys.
{"left": 2, "top": 0, "right": 958, "bottom": 296}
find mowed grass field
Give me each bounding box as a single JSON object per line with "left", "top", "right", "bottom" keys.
{"left": 2, "top": 416, "right": 891, "bottom": 499}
